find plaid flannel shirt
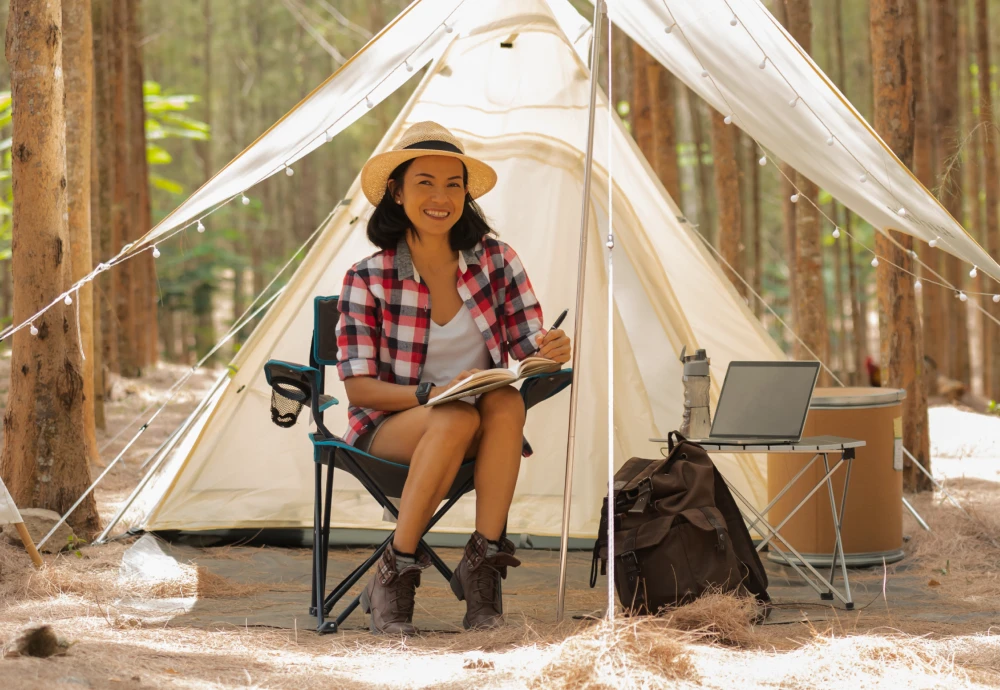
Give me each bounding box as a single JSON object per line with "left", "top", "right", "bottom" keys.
{"left": 335, "top": 237, "right": 545, "bottom": 455}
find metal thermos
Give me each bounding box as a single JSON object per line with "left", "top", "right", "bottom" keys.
{"left": 680, "top": 348, "right": 711, "bottom": 439}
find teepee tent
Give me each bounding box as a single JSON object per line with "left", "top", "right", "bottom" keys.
{"left": 111, "top": 0, "right": 996, "bottom": 542}
{"left": 118, "top": 0, "right": 779, "bottom": 541}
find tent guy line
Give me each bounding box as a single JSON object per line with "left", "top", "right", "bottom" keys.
{"left": 93, "top": 203, "right": 341, "bottom": 459}
{"left": 659, "top": 0, "right": 1000, "bottom": 298}
{"left": 641, "top": 0, "right": 1000, "bottom": 282}
{"left": 36, "top": 287, "right": 286, "bottom": 551}
{"left": 604, "top": 0, "right": 616, "bottom": 621}
{"left": 653, "top": 1, "right": 1000, "bottom": 322}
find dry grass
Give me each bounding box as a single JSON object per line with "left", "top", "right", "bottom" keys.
{"left": 662, "top": 591, "right": 759, "bottom": 646}
{"left": 528, "top": 618, "right": 698, "bottom": 688}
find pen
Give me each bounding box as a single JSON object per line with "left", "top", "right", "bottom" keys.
{"left": 551, "top": 309, "right": 568, "bottom": 330}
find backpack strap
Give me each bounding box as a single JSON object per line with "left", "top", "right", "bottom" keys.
{"left": 699, "top": 506, "right": 728, "bottom": 553}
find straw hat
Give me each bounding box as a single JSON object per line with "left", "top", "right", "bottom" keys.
{"left": 360, "top": 121, "right": 497, "bottom": 206}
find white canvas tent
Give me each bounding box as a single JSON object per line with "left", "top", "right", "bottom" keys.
{"left": 1, "top": 476, "right": 43, "bottom": 568}
{"left": 114, "top": 0, "right": 995, "bottom": 541}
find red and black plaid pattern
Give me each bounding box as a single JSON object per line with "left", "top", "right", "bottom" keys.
{"left": 375, "top": 544, "right": 431, "bottom": 585}
{"left": 336, "top": 237, "right": 545, "bottom": 448}
{"left": 463, "top": 531, "right": 520, "bottom": 578}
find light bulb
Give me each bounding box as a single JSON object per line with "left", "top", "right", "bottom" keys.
{"left": 325, "top": 130, "right": 334, "bottom": 143}
{"left": 701, "top": 68, "right": 709, "bottom": 78}
{"left": 832, "top": 227, "right": 841, "bottom": 239}
{"left": 859, "top": 173, "right": 868, "bottom": 183}
{"left": 665, "top": 23, "right": 675, "bottom": 34}
{"left": 929, "top": 237, "right": 939, "bottom": 248}
{"left": 910, "top": 250, "right": 918, "bottom": 259}
{"left": 993, "top": 294, "right": 1000, "bottom": 303}
{"left": 444, "top": 23, "right": 453, "bottom": 33}
{"left": 285, "top": 166, "right": 294, "bottom": 177}
{"left": 64, "top": 294, "right": 72, "bottom": 306}
{"left": 730, "top": 16, "right": 738, "bottom": 26}
{"left": 404, "top": 61, "right": 413, "bottom": 72}
{"left": 827, "top": 135, "right": 835, "bottom": 146}
{"left": 897, "top": 207, "right": 907, "bottom": 217}
{"left": 152, "top": 245, "right": 161, "bottom": 259}
{"left": 29, "top": 323, "right": 38, "bottom": 336}
{"left": 789, "top": 97, "right": 798, "bottom": 108}
{"left": 724, "top": 115, "right": 733, "bottom": 125}
{"left": 759, "top": 57, "right": 767, "bottom": 69}
{"left": 871, "top": 257, "right": 880, "bottom": 267}
{"left": 970, "top": 266, "right": 979, "bottom": 278}
{"left": 790, "top": 193, "right": 799, "bottom": 203}
{"left": 197, "top": 220, "right": 206, "bottom": 233}
{"left": 758, "top": 155, "right": 767, "bottom": 166}
{"left": 914, "top": 280, "right": 922, "bottom": 291}
{"left": 365, "top": 96, "right": 373, "bottom": 109}
{"left": 959, "top": 291, "right": 968, "bottom": 302}
{"left": 241, "top": 194, "right": 250, "bottom": 206}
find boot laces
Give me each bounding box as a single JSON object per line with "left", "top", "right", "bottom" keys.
{"left": 388, "top": 570, "right": 418, "bottom": 621}
{"left": 469, "top": 562, "right": 502, "bottom": 615}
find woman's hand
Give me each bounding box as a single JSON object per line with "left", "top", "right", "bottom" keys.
{"left": 433, "top": 369, "right": 481, "bottom": 397}
{"left": 535, "top": 329, "right": 572, "bottom": 364}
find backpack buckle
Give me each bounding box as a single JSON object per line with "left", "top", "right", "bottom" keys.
{"left": 627, "top": 478, "right": 652, "bottom": 515}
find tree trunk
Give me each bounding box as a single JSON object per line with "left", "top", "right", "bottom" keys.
{"left": 977, "top": 0, "right": 1000, "bottom": 401}
{"left": 631, "top": 42, "right": 652, "bottom": 163}
{"left": 710, "top": 111, "right": 746, "bottom": 299}
{"left": 751, "top": 136, "right": 763, "bottom": 318}
{"left": 92, "top": 0, "right": 118, "bottom": 380}
{"left": 784, "top": 0, "right": 830, "bottom": 382}
{"left": 650, "top": 64, "right": 680, "bottom": 201}
{"left": 1, "top": 0, "right": 101, "bottom": 536}
{"left": 62, "top": 0, "right": 98, "bottom": 457}
{"left": 126, "top": 0, "right": 154, "bottom": 370}
{"left": 688, "top": 91, "right": 713, "bottom": 241}
{"left": 871, "top": 0, "right": 930, "bottom": 493}
{"left": 927, "top": 0, "right": 961, "bottom": 382}
{"left": 110, "top": 0, "right": 137, "bottom": 377}
{"left": 845, "top": 220, "right": 866, "bottom": 384}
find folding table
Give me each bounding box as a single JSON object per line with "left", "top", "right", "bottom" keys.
{"left": 649, "top": 435, "right": 864, "bottom": 609}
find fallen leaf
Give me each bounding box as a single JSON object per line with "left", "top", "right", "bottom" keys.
{"left": 928, "top": 579, "right": 941, "bottom": 587}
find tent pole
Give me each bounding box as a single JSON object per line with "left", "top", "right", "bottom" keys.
{"left": 556, "top": 0, "right": 605, "bottom": 622}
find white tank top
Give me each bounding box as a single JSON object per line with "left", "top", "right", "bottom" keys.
{"left": 421, "top": 306, "right": 492, "bottom": 387}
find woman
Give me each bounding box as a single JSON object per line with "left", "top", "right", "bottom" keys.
{"left": 336, "top": 121, "right": 571, "bottom": 635}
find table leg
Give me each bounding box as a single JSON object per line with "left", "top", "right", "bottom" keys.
{"left": 723, "top": 477, "right": 853, "bottom": 607}
{"left": 821, "top": 453, "right": 853, "bottom": 608}
{"left": 756, "top": 458, "right": 845, "bottom": 552}
{"left": 745, "top": 453, "right": 820, "bottom": 535}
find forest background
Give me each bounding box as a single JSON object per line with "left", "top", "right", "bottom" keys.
{"left": 0, "top": 0, "right": 995, "bottom": 534}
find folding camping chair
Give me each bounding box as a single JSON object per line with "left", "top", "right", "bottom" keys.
{"left": 264, "top": 295, "right": 573, "bottom": 633}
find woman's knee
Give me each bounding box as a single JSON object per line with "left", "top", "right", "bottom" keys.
{"left": 479, "top": 386, "right": 526, "bottom": 429}
{"left": 427, "top": 401, "right": 481, "bottom": 440}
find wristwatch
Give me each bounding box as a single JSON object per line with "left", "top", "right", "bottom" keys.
{"left": 415, "top": 381, "right": 434, "bottom": 406}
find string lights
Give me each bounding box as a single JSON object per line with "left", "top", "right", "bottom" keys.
{"left": 656, "top": 0, "right": 1000, "bottom": 312}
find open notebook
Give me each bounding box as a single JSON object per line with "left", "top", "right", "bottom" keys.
{"left": 425, "top": 357, "right": 562, "bottom": 407}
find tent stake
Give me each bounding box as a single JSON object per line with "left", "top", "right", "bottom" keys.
{"left": 556, "top": 0, "right": 605, "bottom": 623}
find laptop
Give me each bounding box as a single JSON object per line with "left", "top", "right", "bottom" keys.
{"left": 694, "top": 361, "right": 821, "bottom": 446}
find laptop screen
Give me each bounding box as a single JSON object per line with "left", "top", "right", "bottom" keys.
{"left": 709, "top": 361, "right": 820, "bottom": 440}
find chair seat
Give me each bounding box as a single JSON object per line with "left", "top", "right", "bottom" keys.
{"left": 311, "top": 434, "right": 476, "bottom": 501}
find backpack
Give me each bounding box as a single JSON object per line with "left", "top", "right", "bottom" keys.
{"left": 590, "top": 431, "right": 770, "bottom": 614}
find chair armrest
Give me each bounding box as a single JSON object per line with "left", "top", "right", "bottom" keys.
{"left": 318, "top": 395, "right": 339, "bottom": 412}
{"left": 520, "top": 368, "right": 573, "bottom": 412}
{"left": 264, "top": 359, "right": 320, "bottom": 404}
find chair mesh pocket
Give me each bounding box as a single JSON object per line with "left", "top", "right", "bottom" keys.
{"left": 270, "top": 381, "right": 306, "bottom": 428}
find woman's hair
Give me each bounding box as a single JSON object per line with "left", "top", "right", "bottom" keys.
{"left": 367, "top": 158, "right": 495, "bottom": 251}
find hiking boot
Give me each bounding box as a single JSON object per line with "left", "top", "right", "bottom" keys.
{"left": 359, "top": 544, "right": 430, "bottom": 635}
{"left": 450, "top": 532, "right": 521, "bottom": 630}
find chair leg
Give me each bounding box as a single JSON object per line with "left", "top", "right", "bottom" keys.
{"left": 322, "top": 533, "right": 393, "bottom": 615}
{"left": 312, "top": 462, "right": 336, "bottom": 633}
{"left": 320, "top": 461, "right": 335, "bottom": 594}
{"left": 419, "top": 538, "right": 453, "bottom": 581}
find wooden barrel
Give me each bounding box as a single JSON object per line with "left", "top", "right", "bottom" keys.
{"left": 766, "top": 387, "right": 905, "bottom": 567}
